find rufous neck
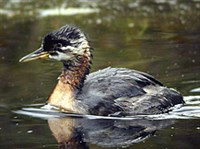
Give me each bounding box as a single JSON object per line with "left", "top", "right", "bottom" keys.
{"left": 59, "top": 55, "right": 90, "bottom": 91}
{"left": 48, "top": 55, "right": 91, "bottom": 112}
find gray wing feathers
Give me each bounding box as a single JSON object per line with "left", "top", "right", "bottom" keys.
{"left": 77, "top": 67, "right": 183, "bottom": 116}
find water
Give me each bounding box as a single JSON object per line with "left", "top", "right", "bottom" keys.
{"left": 0, "top": 0, "right": 200, "bottom": 148}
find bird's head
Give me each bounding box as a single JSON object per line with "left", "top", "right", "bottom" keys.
{"left": 19, "top": 25, "right": 91, "bottom": 63}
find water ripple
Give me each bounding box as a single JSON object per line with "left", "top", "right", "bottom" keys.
{"left": 14, "top": 95, "right": 200, "bottom": 120}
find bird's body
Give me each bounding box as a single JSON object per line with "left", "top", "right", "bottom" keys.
{"left": 77, "top": 67, "right": 183, "bottom": 116}
{"left": 20, "top": 25, "right": 184, "bottom": 116}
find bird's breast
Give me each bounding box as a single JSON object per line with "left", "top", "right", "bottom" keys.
{"left": 48, "top": 80, "right": 76, "bottom": 112}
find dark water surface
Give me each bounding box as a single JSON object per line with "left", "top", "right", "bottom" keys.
{"left": 0, "top": 0, "right": 200, "bottom": 148}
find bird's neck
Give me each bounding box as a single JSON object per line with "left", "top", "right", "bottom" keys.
{"left": 60, "top": 55, "right": 90, "bottom": 90}
{"left": 47, "top": 55, "right": 91, "bottom": 112}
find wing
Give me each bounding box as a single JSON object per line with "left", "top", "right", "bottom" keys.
{"left": 77, "top": 67, "right": 183, "bottom": 116}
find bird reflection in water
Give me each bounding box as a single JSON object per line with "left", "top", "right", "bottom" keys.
{"left": 47, "top": 117, "right": 174, "bottom": 149}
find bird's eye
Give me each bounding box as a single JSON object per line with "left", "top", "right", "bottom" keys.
{"left": 57, "top": 43, "right": 62, "bottom": 48}
{"left": 49, "top": 51, "right": 58, "bottom": 56}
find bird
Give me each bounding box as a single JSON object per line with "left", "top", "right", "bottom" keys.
{"left": 19, "top": 25, "right": 184, "bottom": 116}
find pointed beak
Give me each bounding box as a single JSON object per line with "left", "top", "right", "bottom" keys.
{"left": 19, "top": 47, "right": 49, "bottom": 62}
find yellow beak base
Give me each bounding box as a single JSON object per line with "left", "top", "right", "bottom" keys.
{"left": 19, "top": 48, "right": 49, "bottom": 62}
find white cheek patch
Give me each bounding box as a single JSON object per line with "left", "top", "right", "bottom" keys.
{"left": 49, "top": 51, "right": 73, "bottom": 61}
{"left": 60, "top": 46, "right": 85, "bottom": 55}
{"left": 60, "top": 46, "right": 76, "bottom": 51}
{"left": 49, "top": 38, "right": 90, "bottom": 61}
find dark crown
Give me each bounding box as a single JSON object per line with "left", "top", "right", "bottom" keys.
{"left": 42, "top": 25, "right": 86, "bottom": 51}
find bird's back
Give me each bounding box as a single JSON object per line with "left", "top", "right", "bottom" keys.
{"left": 77, "top": 67, "right": 184, "bottom": 116}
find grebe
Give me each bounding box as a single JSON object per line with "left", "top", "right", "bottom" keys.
{"left": 19, "top": 25, "right": 184, "bottom": 116}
